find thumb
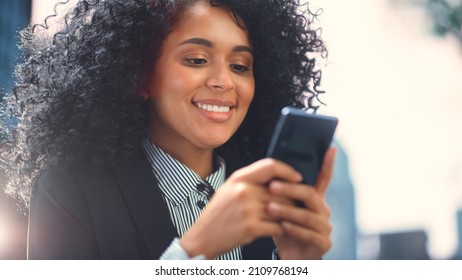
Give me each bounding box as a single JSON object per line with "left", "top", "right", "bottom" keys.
{"left": 231, "top": 158, "right": 303, "bottom": 185}
{"left": 315, "top": 147, "right": 337, "bottom": 195}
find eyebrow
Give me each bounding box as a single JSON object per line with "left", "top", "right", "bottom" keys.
{"left": 178, "top": 37, "right": 253, "bottom": 54}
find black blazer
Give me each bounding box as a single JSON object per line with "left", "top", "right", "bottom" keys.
{"left": 28, "top": 151, "right": 275, "bottom": 259}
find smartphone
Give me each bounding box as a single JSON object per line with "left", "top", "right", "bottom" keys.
{"left": 266, "top": 106, "right": 338, "bottom": 186}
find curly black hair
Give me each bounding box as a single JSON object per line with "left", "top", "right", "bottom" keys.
{"left": 0, "top": 0, "right": 326, "bottom": 208}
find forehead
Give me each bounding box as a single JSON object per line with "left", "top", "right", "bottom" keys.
{"left": 168, "top": 1, "right": 251, "bottom": 46}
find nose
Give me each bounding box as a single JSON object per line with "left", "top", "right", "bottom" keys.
{"left": 206, "top": 62, "right": 235, "bottom": 92}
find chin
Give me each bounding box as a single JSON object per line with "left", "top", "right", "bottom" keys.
{"left": 199, "top": 135, "right": 232, "bottom": 150}
{"left": 204, "top": 140, "right": 229, "bottom": 150}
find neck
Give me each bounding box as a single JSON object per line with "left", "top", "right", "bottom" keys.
{"left": 147, "top": 136, "right": 214, "bottom": 179}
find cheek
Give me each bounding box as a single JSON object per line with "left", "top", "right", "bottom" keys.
{"left": 241, "top": 80, "right": 255, "bottom": 106}
{"left": 147, "top": 73, "right": 191, "bottom": 101}
{"left": 163, "top": 69, "right": 203, "bottom": 98}
{"left": 147, "top": 59, "right": 195, "bottom": 95}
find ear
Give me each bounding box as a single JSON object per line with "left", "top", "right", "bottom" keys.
{"left": 141, "top": 81, "right": 151, "bottom": 100}
{"left": 141, "top": 90, "right": 150, "bottom": 101}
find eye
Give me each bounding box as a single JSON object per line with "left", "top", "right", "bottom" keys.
{"left": 184, "top": 58, "right": 207, "bottom": 66}
{"left": 230, "top": 64, "right": 250, "bottom": 73}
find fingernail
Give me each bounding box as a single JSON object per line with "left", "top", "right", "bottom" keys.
{"left": 296, "top": 172, "right": 303, "bottom": 182}
{"left": 270, "top": 181, "right": 283, "bottom": 191}
{"left": 282, "top": 221, "right": 292, "bottom": 230}
{"left": 268, "top": 202, "right": 280, "bottom": 212}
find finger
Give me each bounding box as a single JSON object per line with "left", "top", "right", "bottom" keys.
{"left": 231, "top": 158, "right": 302, "bottom": 185}
{"left": 267, "top": 202, "right": 332, "bottom": 234}
{"left": 261, "top": 196, "right": 293, "bottom": 223}
{"left": 281, "top": 221, "right": 332, "bottom": 254}
{"left": 268, "top": 181, "right": 329, "bottom": 215}
{"left": 246, "top": 221, "right": 284, "bottom": 241}
{"left": 251, "top": 222, "right": 284, "bottom": 238}
{"left": 230, "top": 182, "right": 290, "bottom": 223}
{"left": 315, "top": 147, "right": 337, "bottom": 195}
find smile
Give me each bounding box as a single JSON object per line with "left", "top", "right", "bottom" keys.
{"left": 195, "top": 103, "right": 231, "bottom": 113}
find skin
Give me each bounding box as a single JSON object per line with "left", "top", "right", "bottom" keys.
{"left": 145, "top": 0, "right": 255, "bottom": 178}
{"left": 144, "top": 0, "right": 335, "bottom": 260}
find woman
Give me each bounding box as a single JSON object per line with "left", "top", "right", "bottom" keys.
{"left": 0, "top": 0, "right": 335, "bottom": 260}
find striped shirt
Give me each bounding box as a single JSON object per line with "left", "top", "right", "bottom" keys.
{"left": 142, "top": 138, "right": 242, "bottom": 260}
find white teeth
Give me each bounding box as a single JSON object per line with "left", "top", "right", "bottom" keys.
{"left": 197, "top": 103, "right": 230, "bottom": 113}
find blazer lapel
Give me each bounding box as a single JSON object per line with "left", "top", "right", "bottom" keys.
{"left": 112, "top": 150, "right": 276, "bottom": 260}
{"left": 112, "top": 151, "right": 177, "bottom": 259}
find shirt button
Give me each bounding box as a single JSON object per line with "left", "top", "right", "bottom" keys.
{"left": 196, "top": 200, "right": 206, "bottom": 209}
{"left": 196, "top": 183, "right": 206, "bottom": 192}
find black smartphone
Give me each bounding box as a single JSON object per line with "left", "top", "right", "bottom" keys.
{"left": 266, "top": 107, "right": 338, "bottom": 186}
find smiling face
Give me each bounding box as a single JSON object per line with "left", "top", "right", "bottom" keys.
{"left": 145, "top": 1, "right": 255, "bottom": 160}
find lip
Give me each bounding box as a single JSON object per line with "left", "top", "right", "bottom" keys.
{"left": 192, "top": 99, "right": 236, "bottom": 122}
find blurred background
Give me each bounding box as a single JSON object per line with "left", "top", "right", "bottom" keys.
{"left": 1, "top": 0, "right": 462, "bottom": 260}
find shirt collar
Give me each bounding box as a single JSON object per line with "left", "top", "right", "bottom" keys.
{"left": 142, "top": 138, "right": 226, "bottom": 206}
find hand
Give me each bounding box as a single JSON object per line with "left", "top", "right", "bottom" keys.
{"left": 180, "top": 158, "right": 302, "bottom": 259}
{"left": 268, "top": 147, "right": 337, "bottom": 260}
